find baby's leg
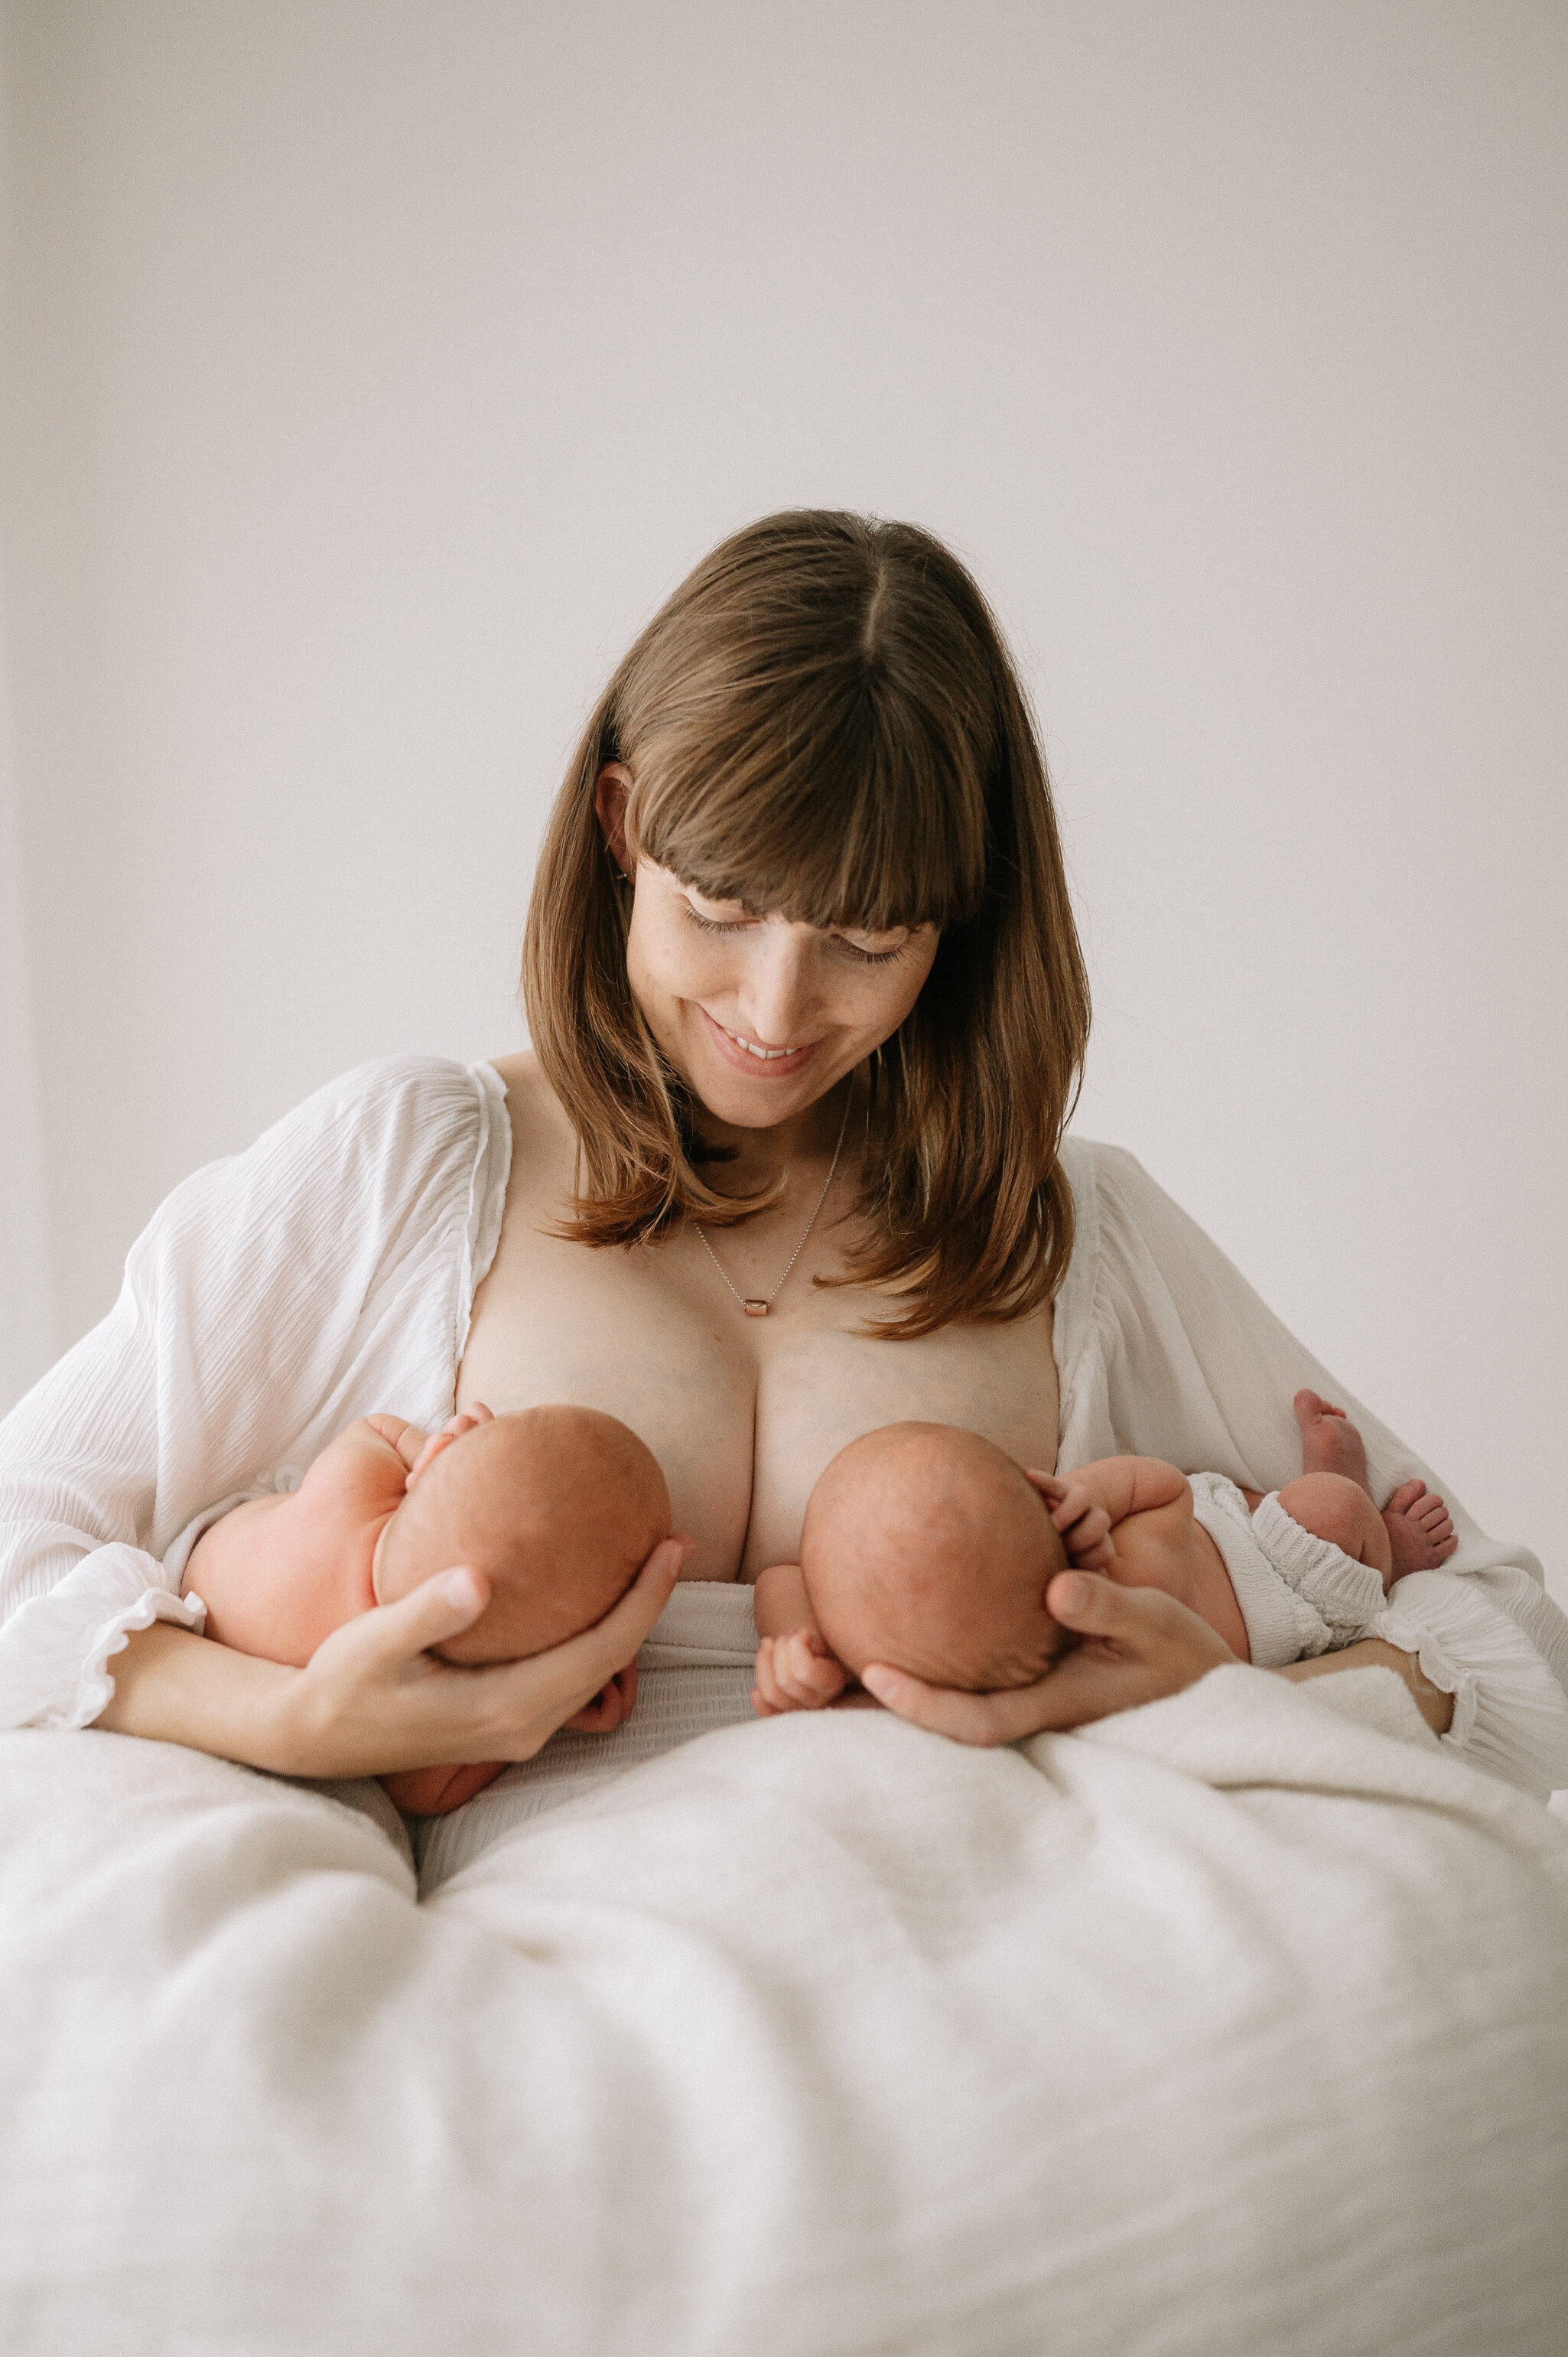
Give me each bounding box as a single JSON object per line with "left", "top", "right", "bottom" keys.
{"left": 1274, "top": 1471, "right": 1394, "bottom": 1587}
{"left": 1293, "top": 1389, "right": 1457, "bottom": 1579}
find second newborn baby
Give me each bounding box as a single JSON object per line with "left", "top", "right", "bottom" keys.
{"left": 752, "top": 1394, "right": 1456, "bottom": 1714}
{"left": 184, "top": 1402, "right": 670, "bottom": 1815}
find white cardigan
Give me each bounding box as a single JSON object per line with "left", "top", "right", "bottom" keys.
{"left": 2, "top": 1055, "right": 1565, "bottom": 1795}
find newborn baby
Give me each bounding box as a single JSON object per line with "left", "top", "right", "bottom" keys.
{"left": 184, "top": 1402, "right": 670, "bottom": 1813}
{"left": 752, "top": 1391, "right": 1456, "bottom": 1714}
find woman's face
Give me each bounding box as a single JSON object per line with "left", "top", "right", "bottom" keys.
{"left": 620, "top": 860, "right": 939, "bottom": 1137}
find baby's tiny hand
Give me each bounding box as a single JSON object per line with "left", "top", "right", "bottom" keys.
{"left": 752, "top": 1630, "right": 850, "bottom": 1717}
{"left": 405, "top": 1402, "right": 495, "bottom": 1486}
{"left": 1027, "top": 1471, "right": 1117, "bottom": 1572}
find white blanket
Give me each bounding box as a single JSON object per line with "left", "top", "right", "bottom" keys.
{"left": 2, "top": 1660, "right": 1565, "bottom": 2355}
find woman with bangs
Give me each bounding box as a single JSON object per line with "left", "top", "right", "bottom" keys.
{"left": 2, "top": 510, "right": 1564, "bottom": 1798}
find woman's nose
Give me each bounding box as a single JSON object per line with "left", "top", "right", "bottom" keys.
{"left": 736, "top": 926, "right": 820, "bottom": 1044}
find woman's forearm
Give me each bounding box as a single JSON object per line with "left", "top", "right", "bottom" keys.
{"left": 1274, "top": 1638, "right": 1455, "bottom": 1735}
{"left": 89, "top": 1541, "right": 688, "bottom": 1782}
{"left": 93, "top": 1622, "right": 301, "bottom": 1769}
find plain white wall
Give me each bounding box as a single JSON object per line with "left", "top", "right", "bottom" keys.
{"left": 0, "top": 47, "right": 52, "bottom": 1408}
{"left": 2, "top": 2, "right": 1565, "bottom": 1604}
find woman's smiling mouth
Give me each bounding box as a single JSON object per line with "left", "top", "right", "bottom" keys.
{"left": 701, "top": 1010, "right": 821, "bottom": 1076}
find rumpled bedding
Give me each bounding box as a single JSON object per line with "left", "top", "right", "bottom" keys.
{"left": 2, "top": 1649, "right": 1565, "bottom": 2356}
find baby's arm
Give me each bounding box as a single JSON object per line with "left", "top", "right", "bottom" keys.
{"left": 751, "top": 1564, "right": 850, "bottom": 1717}
{"left": 1033, "top": 1456, "right": 1191, "bottom": 1569}
{"left": 184, "top": 1406, "right": 493, "bottom": 1665}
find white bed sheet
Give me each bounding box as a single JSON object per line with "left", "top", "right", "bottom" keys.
{"left": 2, "top": 1647, "right": 1565, "bottom": 2356}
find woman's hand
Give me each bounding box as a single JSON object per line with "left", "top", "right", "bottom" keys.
{"left": 99, "top": 1535, "right": 690, "bottom": 1778}
{"left": 275, "top": 1537, "right": 690, "bottom": 1776}
{"left": 858, "top": 1569, "right": 1237, "bottom": 1746}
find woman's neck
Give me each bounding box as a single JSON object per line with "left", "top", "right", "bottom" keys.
{"left": 693, "top": 1071, "right": 858, "bottom": 1199}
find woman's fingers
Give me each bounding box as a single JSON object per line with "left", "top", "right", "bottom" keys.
{"left": 1044, "top": 1568, "right": 1226, "bottom": 1654}
{"left": 282, "top": 1535, "right": 685, "bottom": 1780}
{"left": 515, "top": 1535, "right": 688, "bottom": 1717}
{"left": 1025, "top": 1573, "right": 1235, "bottom": 1726}
{"left": 328, "top": 1564, "right": 493, "bottom": 1667}
{"left": 863, "top": 1574, "right": 1238, "bottom": 1747}
{"left": 857, "top": 1663, "right": 1059, "bottom": 1746}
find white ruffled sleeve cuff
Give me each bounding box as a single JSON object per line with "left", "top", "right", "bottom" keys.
{"left": 1369, "top": 1570, "right": 1568, "bottom": 1799}
{"left": 0, "top": 1545, "right": 208, "bottom": 1732}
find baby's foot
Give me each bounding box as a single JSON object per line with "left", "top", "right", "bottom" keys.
{"left": 1293, "top": 1390, "right": 1371, "bottom": 1490}
{"left": 1381, "top": 1479, "right": 1458, "bottom": 1581}
{"left": 1294, "top": 1390, "right": 1456, "bottom": 1581}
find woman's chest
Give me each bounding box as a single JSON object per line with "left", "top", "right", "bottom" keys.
{"left": 458, "top": 1198, "right": 1059, "bottom": 1584}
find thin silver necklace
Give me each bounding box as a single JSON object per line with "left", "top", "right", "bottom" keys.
{"left": 694, "top": 1086, "right": 854, "bottom": 1317}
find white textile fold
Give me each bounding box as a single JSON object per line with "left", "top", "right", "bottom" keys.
{"left": 3, "top": 1662, "right": 1565, "bottom": 2354}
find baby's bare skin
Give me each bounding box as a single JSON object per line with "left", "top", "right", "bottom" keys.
{"left": 753, "top": 1424, "right": 1075, "bottom": 1714}
{"left": 753, "top": 1392, "right": 1456, "bottom": 1715}
{"left": 186, "top": 1402, "right": 670, "bottom": 1812}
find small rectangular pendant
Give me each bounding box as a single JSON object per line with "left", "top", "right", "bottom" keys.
{"left": 743, "top": 1299, "right": 769, "bottom": 1317}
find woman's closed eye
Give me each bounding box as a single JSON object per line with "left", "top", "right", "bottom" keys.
{"left": 834, "top": 936, "right": 909, "bottom": 966}
{"left": 682, "top": 900, "right": 912, "bottom": 965}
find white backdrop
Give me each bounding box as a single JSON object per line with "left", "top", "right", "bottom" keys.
{"left": 2, "top": 2, "right": 1564, "bottom": 1603}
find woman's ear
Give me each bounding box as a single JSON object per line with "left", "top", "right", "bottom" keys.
{"left": 594, "top": 762, "right": 633, "bottom": 877}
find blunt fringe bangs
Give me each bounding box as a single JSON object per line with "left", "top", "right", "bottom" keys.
{"left": 522, "top": 508, "right": 1091, "bottom": 1339}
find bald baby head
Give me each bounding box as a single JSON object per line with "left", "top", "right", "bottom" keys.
{"left": 375, "top": 1406, "right": 670, "bottom": 1663}
{"left": 801, "top": 1422, "right": 1071, "bottom": 1691}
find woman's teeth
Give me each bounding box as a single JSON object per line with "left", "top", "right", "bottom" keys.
{"left": 724, "top": 1025, "right": 800, "bottom": 1060}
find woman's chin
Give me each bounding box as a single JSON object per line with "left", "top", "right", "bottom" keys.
{"left": 694, "top": 1069, "right": 821, "bottom": 1130}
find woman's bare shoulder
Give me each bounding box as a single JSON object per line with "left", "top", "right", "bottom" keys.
{"left": 485, "top": 1052, "right": 576, "bottom": 1187}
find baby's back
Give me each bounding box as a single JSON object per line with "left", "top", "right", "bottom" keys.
{"left": 184, "top": 1417, "right": 403, "bottom": 1662}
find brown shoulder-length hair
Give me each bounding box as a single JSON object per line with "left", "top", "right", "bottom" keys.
{"left": 521, "top": 509, "right": 1090, "bottom": 1340}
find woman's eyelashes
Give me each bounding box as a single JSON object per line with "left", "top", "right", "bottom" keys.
{"left": 681, "top": 904, "right": 908, "bottom": 965}
{"left": 835, "top": 939, "right": 908, "bottom": 967}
